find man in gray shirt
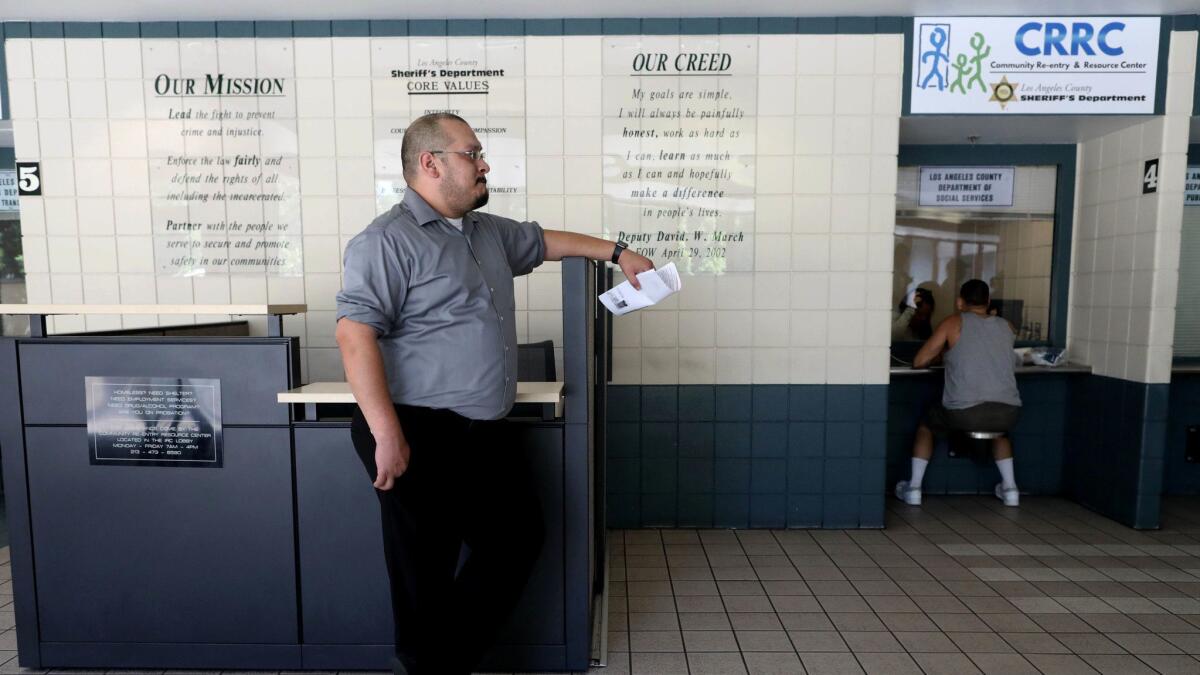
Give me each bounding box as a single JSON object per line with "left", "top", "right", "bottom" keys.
{"left": 335, "top": 112, "right": 653, "bottom": 675}
{"left": 894, "top": 279, "right": 1022, "bottom": 508}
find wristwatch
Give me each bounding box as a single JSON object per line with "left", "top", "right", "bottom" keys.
{"left": 611, "top": 240, "right": 629, "bottom": 264}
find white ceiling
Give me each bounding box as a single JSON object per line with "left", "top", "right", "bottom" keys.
{"left": 900, "top": 116, "right": 1156, "bottom": 145}
{"left": 2, "top": 0, "right": 1200, "bottom": 21}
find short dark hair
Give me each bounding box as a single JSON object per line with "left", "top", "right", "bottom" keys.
{"left": 959, "top": 279, "right": 990, "bottom": 307}
{"left": 401, "top": 112, "right": 470, "bottom": 180}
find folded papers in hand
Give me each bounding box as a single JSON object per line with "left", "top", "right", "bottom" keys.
{"left": 599, "top": 263, "right": 682, "bottom": 316}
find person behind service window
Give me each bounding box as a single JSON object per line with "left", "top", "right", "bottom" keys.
{"left": 335, "top": 113, "right": 654, "bottom": 675}
{"left": 894, "top": 279, "right": 1023, "bottom": 508}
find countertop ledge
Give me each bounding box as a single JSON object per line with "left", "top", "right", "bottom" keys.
{"left": 280, "top": 381, "right": 566, "bottom": 418}
{"left": 891, "top": 363, "right": 1093, "bottom": 376}
{"left": 0, "top": 303, "right": 307, "bottom": 315}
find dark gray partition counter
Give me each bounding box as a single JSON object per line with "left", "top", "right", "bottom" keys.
{"left": 0, "top": 258, "right": 609, "bottom": 673}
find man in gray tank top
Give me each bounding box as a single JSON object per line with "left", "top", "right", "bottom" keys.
{"left": 895, "top": 279, "right": 1023, "bottom": 507}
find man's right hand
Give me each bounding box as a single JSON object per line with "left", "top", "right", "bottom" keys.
{"left": 373, "top": 436, "right": 411, "bottom": 491}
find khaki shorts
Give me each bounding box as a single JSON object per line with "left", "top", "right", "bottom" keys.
{"left": 924, "top": 402, "right": 1021, "bottom": 436}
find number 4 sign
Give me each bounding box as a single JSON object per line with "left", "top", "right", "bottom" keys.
{"left": 1143, "top": 158, "right": 1159, "bottom": 194}
{"left": 15, "top": 161, "right": 41, "bottom": 196}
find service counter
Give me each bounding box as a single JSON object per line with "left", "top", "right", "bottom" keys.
{"left": 0, "top": 257, "right": 610, "bottom": 673}
{"left": 887, "top": 363, "right": 1093, "bottom": 497}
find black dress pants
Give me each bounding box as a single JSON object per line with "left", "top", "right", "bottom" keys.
{"left": 350, "top": 404, "right": 544, "bottom": 675}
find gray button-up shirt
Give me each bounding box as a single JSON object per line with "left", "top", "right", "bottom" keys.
{"left": 335, "top": 188, "right": 546, "bottom": 420}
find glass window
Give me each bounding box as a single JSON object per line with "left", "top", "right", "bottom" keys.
{"left": 0, "top": 161, "right": 26, "bottom": 335}
{"left": 1175, "top": 165, "right": 1200, "bottom": 358}
{"left": 892, "top": 165, "right": 1057, "bottom": 346}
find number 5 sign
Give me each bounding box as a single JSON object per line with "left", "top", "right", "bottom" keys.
{"left": 15, "top": 161, "right": 41, "bottom": 196}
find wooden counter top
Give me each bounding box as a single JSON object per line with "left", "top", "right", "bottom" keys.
{"left": 0, "top": 304, "right": 307, "bottom": 315}
{"left": 279, "top": 381, "right": 566, "bottom": 418}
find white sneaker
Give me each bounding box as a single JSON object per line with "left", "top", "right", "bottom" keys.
{"left": 895, "top": 480, "right": 922, "bottom": 506}
{"left": 995, "top": 483, "right": 1020, "bottom": 507}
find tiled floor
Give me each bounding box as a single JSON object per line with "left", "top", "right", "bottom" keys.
{"left": 4, "top": 497, "right": 1200, "bottom": 674}
{"left": 602, "top": 496, "right": 1200, "bottom": 675}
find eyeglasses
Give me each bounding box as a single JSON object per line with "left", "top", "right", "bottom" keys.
{"left": 429, "top": 149, "right": 487, "bottom": 162}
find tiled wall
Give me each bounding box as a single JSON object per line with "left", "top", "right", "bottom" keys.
{"left": 1069, "top": 31, "right": 1195, "bottom": 384}
{"left": 887, "top": 374, "right": 1075, "bottom": 496}
{"left": 606, "top": 384, "right": 887, "bottom": 529}
{"left": 608, "top": 32, "right": 903, "bottom": 387}
{"left": 3, "top": 21, "right": 904, "bottom": 392}
{"left": 1066, "top": 375, "right": 1168, "bottom": 529}
{"left": 1061, "top": 30, "right": 1195, "bottom": 529}
{"left": 1164, "top": 373, "right": 1200, "bottom": 494}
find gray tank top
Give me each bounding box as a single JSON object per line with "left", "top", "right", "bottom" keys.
{"left": 943, "top": 312, "right": 1022, "bottom": 410}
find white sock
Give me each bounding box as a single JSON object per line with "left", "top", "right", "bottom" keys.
{"left": 996, "top": 457, "right": 1016, "bottom": 489}
{"left": 909, "top": 457, "right": 929, "bottom": 489}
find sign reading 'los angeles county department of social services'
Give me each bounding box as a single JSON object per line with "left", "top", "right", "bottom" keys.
{"left": 910, "top": 17, "right": 1161, "bottom": 114}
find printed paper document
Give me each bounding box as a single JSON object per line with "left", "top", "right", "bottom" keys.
{"left": 599, "top": 263, "right": 682, "bottom": 316}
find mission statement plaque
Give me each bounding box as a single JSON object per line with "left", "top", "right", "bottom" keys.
{"left": 85, "top": 377, "right": 223, "bottom": 467}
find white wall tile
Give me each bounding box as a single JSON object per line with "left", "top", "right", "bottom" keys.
{"left": 526, "top": 156, "right": 564, "bottom": 195}
{"left": 610, "top": 348, "right": 641, "bottom": 384}
{"left": 831, "top": 156, "right": 870, "bottom": 195}
{"left": 642, "top": 348, "right": 678, "bottom": 384}
{"left": 830, "top": 196, "right": 869, "bottom": 234}
{"left": 526, "top": 77, "right": 564, "bottom": 117}
{"left": 563, "top": 77, "right": 602, "bottom": 116}
{"left": 35, "top": 80, "right": 71, "bottom": 118}
{"left": 67, "top": 79, "right": 108, "bottom": 118}
{"left": 827, "top": 310, "right": 865, "bottom": 347}
{"left": 832, "top": 116, "right": 871, "bottom": 155}
{"left": 38, "top": 118, "right": 73, "bottom": 157}
{"left": 563, "top": 156, "right": 602, "bottom": 195}
{"left": 563, "top": 37, "right": 601, "bottom": 75}
{"left": 528, "top": 307, "right": 564, "bottom": 343}
{"left": 829, "top": 235, "right": 866, "bottom": 272}
{"left": 20, "top": 236, "right": 49, "bottom": 273}
{"left": 795, "top": 36, "right": 836, "bottom": 75}
{"left": 5, "top": 39, "right": 34, "bottom": 79}
{"left": 833, "top": 76, "right": 872, "bottom": 114}
{"left": 678, "top": 348, "right": 716, "bottom": 384}
{"left": 50, "top": 273, "right": 84, "bottom": 303}
{"left": 752, "top": 348, "right": 790, "bottom": 384}
{"left": 65, "top": 38, "right": 105, "bottom": 78}
{"left": 612, "top": 313, "right": 641, "bottom": 347}
{"left": 715, "top": 272, "right": 753, "bottom": 309}
{"left": 116, "top": 236, "right": 155, "bottom": 274}
{"left": 82, "top": 274, "right": 120, "bottom": 304}
{"left": 527, "top": 271, "right": 562, "bottom": 310}
{"left": 7, "top": 80, "right": 38, "bottom": 119}
{"left": 716, "top": 310, "right": 753, "bottom": 347}
{"left": 641, "top": 310, "right": 678, "bottom": 347}
{"left": 716, "top": 348, "right": 752, "bottom": 384}
{"left": 752, "top": 311, "right": 789, "bottom": 348}
{"left": 755, "top": 234, "right": 791, "bottom": 271}
{"left": 793, "top": 156, "right": 832, "bottom": 194}
{"left": 826, "top": 347, "right": 864, "bottom": 384}
{"left": 43, "top": 198, "right": 77, "bottom": 235}
{"left": 32, "top": 39, "right": 67, "bottom": 79}
{"left": 74, "top": 159, "right": 112, "bottom": 197}
{"left": 828, "top": 272, "right": 867, "bottom": 309}
{"left": 678, "top": 311, "right": 715, "bottom": 348}
{"left": 789, "top": 347, "right": 826, "bottom": 383}
{"left": 111, "top": 159, "right": 150, "bottom": 197}
{"left": 793, "top": 76, "right": 835, "bottom": 115}
{"left": 77, "top": 198, "right": 115, "bottom": 236}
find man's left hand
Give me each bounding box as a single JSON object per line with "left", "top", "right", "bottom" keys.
{"left": 618, "top": 249, "right": 655, "bottom": 289}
